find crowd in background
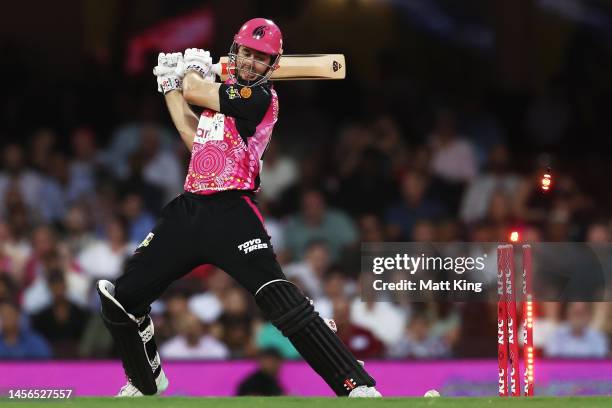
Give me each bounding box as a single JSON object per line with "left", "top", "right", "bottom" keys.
{"left": 0, "top": 104, "right": 610, "bottom": 360}
{"left": 1, "top": 0, "right": 612, "bottom": 363}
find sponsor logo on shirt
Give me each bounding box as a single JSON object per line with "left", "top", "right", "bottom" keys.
{"left": 137, "top": 232, "right": 154, "bottom": 249}
{"left": 239, "top": 86, "right": 252, "bottom": 99}
{"left": 226, "top": 86, "right": 241, "bottom": 99}
{"left": 195, "top": 113, "right": 225, "bottom": 143}
{"left": 238, "top": 238, "right": 268, "bottom": 254}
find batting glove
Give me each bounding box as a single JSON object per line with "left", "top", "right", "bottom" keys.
{"left": 184, "top": 48, "right": 213, "bottom": 78}
{"left": 155, "top": 52, "right": 184, "bottom": 94}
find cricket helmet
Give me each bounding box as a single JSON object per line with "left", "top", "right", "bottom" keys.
{"left": 234, "top": 18, "right": 283, "bottom": 56}
{"left": 229, "top": 18, "right": 283, "bottom": 86}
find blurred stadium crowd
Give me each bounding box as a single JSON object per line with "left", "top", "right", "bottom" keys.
{"left": 0, "top": 106, "right": 610, "bottom": 361}
{"left": 1, "top": 0, "right": 612, "bottom": 363}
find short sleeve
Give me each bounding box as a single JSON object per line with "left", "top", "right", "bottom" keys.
{"left": 218, "top": 84, "right": 272, "bottom": 123}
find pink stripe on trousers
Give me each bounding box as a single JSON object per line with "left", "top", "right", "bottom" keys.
{"left": 242, "top": 195, "right": 267, "bottom": 231}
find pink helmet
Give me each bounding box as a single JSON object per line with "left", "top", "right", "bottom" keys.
{"left": 229, "top": 18, "right": 283, "bottom": 86}
{"left": 234, "top": 18, "right": 283, "bottom": 56}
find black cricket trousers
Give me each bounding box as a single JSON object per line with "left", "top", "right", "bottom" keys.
{"left": 114, "top": 191, "right": 285, "bottom": 317}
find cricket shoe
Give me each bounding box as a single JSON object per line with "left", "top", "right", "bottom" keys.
{"left": 348, "top": 385, "right": 382, "bottom": 398}
{"left": 117, "top": 369, "right": 169, "bottom": 397}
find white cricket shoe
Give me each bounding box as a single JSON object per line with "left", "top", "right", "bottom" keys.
{"left": 117, "top": 369, "right": 169, "bottom": 397}
{"left": 348, "top": 385, "right": 382, "bottom": 398}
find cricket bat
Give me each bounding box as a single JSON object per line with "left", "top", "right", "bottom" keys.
{"left": 153, "top": 54, "right": 345, "bottom": 81}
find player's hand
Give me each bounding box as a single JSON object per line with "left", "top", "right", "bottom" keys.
{"left": 155, "top": 52, "right": 184, "bottom": 94}
{"left": 184, "top": 48, "right": 213, "bottom": 78}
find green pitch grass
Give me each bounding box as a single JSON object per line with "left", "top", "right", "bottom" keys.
{"left": 1, "top": 397, "right": 611, "bottom": 408}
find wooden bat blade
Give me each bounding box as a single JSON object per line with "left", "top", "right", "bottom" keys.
{"left": 153, "top": 54, "right": 346, "bottom": 81}
{"left": 217, "top": 54, "right": 346, "bottom": 81}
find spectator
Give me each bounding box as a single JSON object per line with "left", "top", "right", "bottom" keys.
{"left": 22, "top": 248, "right": 89, "bottom": 313}
{"left": 350, "top": 293, "right": 407, "bottom": 347}
{"left": 237, "top": 348, "right": 284, "bottom": 396}
{"left": 22, "top": 225, "right": 58, "bottom": 287}
{"left": 436, "top": 219, "right": 461, "bottom": 242}
{"left": 340, "top": 214, "right": 386, "bottom": 278}
{"left": 544, "top": 302, "right": 609, "bottom": 358}
{"left": 586, "top": 222, "right": 610, "bottom": 243}
{"left": 119, "top": 152, "right": 164, "bottom": 213}
{"left": 29, "top": 128, "right": 57, "bottom": 173}
{"left": 0, "top": 221, "right": 29, "bottom": 285}
{"left": 5, "top": 198, "right": 32, "bottom": 251}
{"left": 284, "top": 240, "right": 331, "bottom": 298}
{"left": 371, "top": 114, "right": 408, "bottom": 175}
{"left": 103, "top": 121, "right": 176, "bottom": 180}
{"left": 387, "top": 312, "right": 450, "bottom": 359}
{"left": 412, "top": 219, "right": 437, "bottom": 242}
{"left": 335, "top": 123, "right": 375, "bottom": 180}
{"left": 384, "top": 172, "right": 446, "bottom": 240}
{"left": 313, "top": 267, "right": 355, "bottom": 319}
{"left": 0, "top": 301, "right": 52, "bottom": 359}
{"left": 137, "top": 125, "right": 183, "bottom": 203}
{"left": 30, "top": 271, "right": 90, "bottom": 358}
{"left": 37, "top": 152, "right": 71, "bottom": 223}
{"left": 255, "top": 322, "right": 300, "bottom": 360}
{"left": 68, "top": 127, "right": 101, "bottom": 203}
{"left": 460, "top": 145, "right": 520, "bottom": 224}
{"left": 459, "top": 94, "right": 505, "bottom": 166}
{"left": 334, "top": 297, "right": 385, "bottom": 359}
{"left": 120, "top": 193, "right": 155, "bottom": 243}
{"left": 155, "top": 286, "right": 192, "bottom": 343}
{"left": 160, "top": 312, "right": 229, "bottom": 359}
{"left": 78, "top": 307, "right": 114, "bottom": 358}
{"left": 188, "top": 268, "right": 230, "bottom": 324}
{"left": 259, "top": 139, "right": 297, "bottom": 203}
{"left": 62, "top": 205, "right": 96, "bottom": 258}
{"left": 77, "top": 216, "right": 136, "bottom": 281}
{"left": 428, "top": 109, "right": 478, "bottom": 183}
{"left": 486, "top": 190, "right": 512, "bottom": 225}
{"left": 0, "top": 274, "right": 18, "bottom": 304}
{"left": 216, "top": 287, "right": 255, "bottom": 358}
{"left": 529, "top": 302, "right": 561, "bottom": 350}
{"left": 277, "top": 153, "right": 330, "bottom": 216}
{"left": 284, "top": 190, "right": 357, "bottom": 261}
{"left": 0, "top": 144, "right": 44, "bottom": 218}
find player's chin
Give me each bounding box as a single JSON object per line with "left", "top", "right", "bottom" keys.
{"left": 239, "top": 72, "right": 258, "bottom": 82}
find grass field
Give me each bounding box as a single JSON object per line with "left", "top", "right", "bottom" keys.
{"left": 1, "top": 397, "right": 611, "bottom": 408}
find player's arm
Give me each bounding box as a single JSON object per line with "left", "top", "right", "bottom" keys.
{"left": 182, "top": 72, "right": 221, "bottom": 112}
{"left": 163, "top": 90, "right": 198, "bottom": 150}
{"left": 154, "top": 52, "right": 198, "bottom": 150}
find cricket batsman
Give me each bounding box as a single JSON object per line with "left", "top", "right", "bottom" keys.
{"left": 96, "top": 18, "right": 381, "bottom": 398}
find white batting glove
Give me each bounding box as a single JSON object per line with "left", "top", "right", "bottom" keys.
{"left": 184, "top": 48, "right": 213, "bottom": 78}
{"left": 155, "top": 52, "right": 184, "bottom": 94}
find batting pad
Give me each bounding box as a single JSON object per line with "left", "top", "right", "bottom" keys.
{"left": 255, "top": 280, "right": 376, "bottom": 395}
{"left": 97, "top": 280, "right": 161, "bottom": 395}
